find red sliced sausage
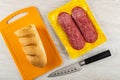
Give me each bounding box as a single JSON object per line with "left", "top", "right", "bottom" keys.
{"left": 72, "top": 7, "right": 98, "bottom": 43}
{"left": 58, "top": 12, "right": 85, "bottom": 50}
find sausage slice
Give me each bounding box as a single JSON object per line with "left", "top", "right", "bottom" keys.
{"left": 58, "top": 12, "right": 85, "bottom": 50}
{"left": 72, "top": 7, "right": 98, "bottom": 43}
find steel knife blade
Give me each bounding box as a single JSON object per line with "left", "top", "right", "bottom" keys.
{"left": 48, "top": 61, "right": 84, "bottom": 77}
{"left": 48, "top": 50, "right": 111, "bottom": 77}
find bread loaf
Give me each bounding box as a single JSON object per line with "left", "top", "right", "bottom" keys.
{"left": 15, "top": 24, "right": 47, "bottom": 68}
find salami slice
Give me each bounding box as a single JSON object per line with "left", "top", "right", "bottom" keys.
{"left": 72, "top": 7, "right": 98, "bottom": 43}
{"left": 58, "top": 12, "right": 85, "bottom": 50}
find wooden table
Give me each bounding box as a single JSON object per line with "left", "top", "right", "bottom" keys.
{"left": 0, "top": 0, "right": 120, "bottom": 80}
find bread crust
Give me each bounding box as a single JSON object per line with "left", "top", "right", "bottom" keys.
{"left": 15, "top": 24, "right": 47, "bottom": 68}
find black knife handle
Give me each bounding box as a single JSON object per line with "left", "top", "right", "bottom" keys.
{"left": 84, "top": 50, "right": 111, "bottom": 65}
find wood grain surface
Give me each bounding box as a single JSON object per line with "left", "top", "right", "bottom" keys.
{"left": 0, "top": 0, "right": 120, "bottom": 80}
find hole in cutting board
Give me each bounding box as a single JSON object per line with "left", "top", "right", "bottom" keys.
{"left": 7, "top": 12, "right": 28, "bottom": 24}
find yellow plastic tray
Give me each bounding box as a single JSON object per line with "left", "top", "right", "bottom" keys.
{"left": 48, "top": 0, "right": 106, "bottom": 59}
{"left": 0, "top": 6, "right": 62, "bottom": 80}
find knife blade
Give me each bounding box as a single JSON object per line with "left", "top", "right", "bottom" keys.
{"left": 48, "top": 50, "right": 111, "bottom": 77}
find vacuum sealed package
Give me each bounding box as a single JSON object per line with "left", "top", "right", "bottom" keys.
{"left": 48, "top": 0, "right": 106, "bottom": 59}
{"left": 0, "top": 6, "right": 62, "bottom": 80}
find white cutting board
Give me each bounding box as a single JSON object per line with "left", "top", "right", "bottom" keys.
{"left": 0, "top": 0, "right": 120, "bottom": 80}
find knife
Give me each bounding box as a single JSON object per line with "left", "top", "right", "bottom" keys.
{"left": 48, "top": 50, "right": 111, "bottom": 77}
